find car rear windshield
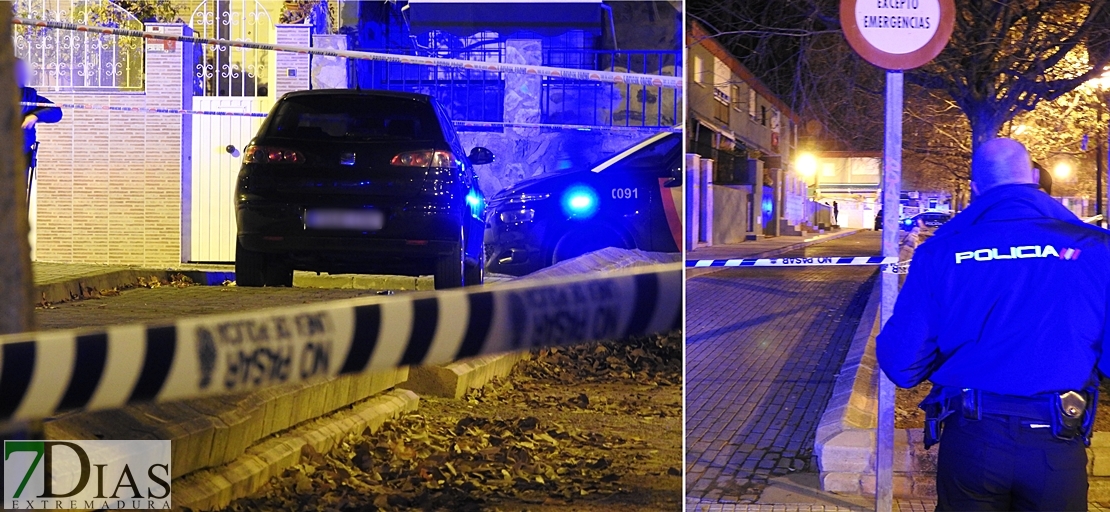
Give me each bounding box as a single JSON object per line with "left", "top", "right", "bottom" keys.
{"left": 266, "top": 96, "right": 442, "bottom": 142}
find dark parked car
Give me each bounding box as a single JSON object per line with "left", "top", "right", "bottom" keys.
{"left": 235, "top": 90, "right": 493, "bottom": 289}
{"left": 484, "top": 131, "right": 682, "bottom": 276}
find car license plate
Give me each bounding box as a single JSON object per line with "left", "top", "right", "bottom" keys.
{"left": 304, "top": 209, "right": 384, "bottom": 231}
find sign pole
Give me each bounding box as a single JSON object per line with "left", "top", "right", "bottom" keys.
{"left": 877, "top": 69, "right": 903, "bottom": 512}
{"left": 839, "top": 0, "right": 951, "bottom": 509}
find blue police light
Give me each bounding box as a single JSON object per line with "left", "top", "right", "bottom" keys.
{"left": 465, "top": 189, "right": 483, "bottom": 217}
{"left": 562, "top": 185, "right": 599, "bottom": 218}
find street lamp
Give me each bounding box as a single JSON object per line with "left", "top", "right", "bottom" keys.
{"left": 1054, "top": 161, "right": 1073, "bottom": 181}
{"left": 796, "top": 152, "right": 818, "bottom": 179}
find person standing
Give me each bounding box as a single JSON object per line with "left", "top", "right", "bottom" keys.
{"left": 876, "top": 138, "right": 1110, "bottom": 511}
{"left": 15, "top": 58, "right": 61, "bottom": 193}
{"left": 832, "top": 201, "right": 839, "bottom": 226}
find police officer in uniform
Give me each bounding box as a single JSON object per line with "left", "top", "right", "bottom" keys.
{"left": 877, "top": 138, "right": 1110, "bottom": 511}
{"left": 15, "top": 58, "right": 61, "bottom": 199}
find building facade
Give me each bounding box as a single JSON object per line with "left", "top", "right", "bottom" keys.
{"left": 685, "top": 21, "right": 809, "bottom": 244}
{"left": 18, "top": 0, "right": 680, "bottom": 265}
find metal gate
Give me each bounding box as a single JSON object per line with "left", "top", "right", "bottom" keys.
{"left": 188, "top": 0, "right": 274, "bottom": 262}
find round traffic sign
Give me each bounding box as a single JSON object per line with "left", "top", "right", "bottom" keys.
{"left": 840, "top": 0, "right": 955, "bottom": 70}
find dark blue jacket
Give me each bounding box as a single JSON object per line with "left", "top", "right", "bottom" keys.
{"left": 20, "top": 86, "right": 62, "bottom": 153}
{"left": 877, "top": 184, "right": 1110, "bottom": 396}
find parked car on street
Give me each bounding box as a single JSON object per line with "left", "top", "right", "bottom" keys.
{"left": 483, "top": 131, "right": 683, "bottom": 276}
{"left": 235, "top": 90, "right": 493, "bottom": 289}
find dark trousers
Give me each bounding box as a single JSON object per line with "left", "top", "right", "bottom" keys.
{"left": 24, "top": 150, "right": 33, "bottom": 184}
{"left": 937, "top": 414, "right": 1087, "bottom": 511}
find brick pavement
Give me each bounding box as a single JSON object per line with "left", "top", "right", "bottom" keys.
{"left": 34, "top": 286, "right": 387, "bottom": 331}
{"left": 686, "top": 231, "right": 882, "bottom": 504}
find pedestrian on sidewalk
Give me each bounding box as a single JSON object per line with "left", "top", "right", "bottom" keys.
{"left": 16, "top": 58, "right": 61, "bottom": 199}
{"left": 832, "top": 201, "right": 839, "bottom": 227}
{"left": 876, "top": 138, "right": 1110, "bottom": 511}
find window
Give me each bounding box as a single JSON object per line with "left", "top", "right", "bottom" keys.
{"left": 714, "top": 100, "right": 730, "bottom": 124}
{"left": 761, "top": 106, "right": 768, "bottom": 126}
{"left": 714, "top": 60, "right": 730, "bottom": 88}
{"left": 268, "top": 95, "right": 440, "bottom": 142}
{"left": 749, "top": 89, "right": 757, "bottom": 120}
{"left": 694, "top": 55, "right": 707, "bottom": 85}
{"left": 731, "top": 84, "right": 743, "bottom": 111}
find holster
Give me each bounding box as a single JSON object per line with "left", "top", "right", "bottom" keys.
{"left": 920, "top": 387, "right": 957, "bottom": 449}
{"left": 1051, "top": 387, "right": 1097, "bottom": 446}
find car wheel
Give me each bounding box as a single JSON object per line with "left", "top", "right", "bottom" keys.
{"left": 264, "top": 258, "right": 294, "bottom": 287}
{"left": 464, "top": 245, "right": 485, "bottom": 287}
{"left": 551, "top": 226, "right": 626, "bottom": 264}
{"left": 434, "top": 245, "right": 465, "bottom": 290}
{"left": 236, "top": 240, "right": 293, "bottom": 287}
{"left": 236, "top": 239, "right": 266, "bottom": 287}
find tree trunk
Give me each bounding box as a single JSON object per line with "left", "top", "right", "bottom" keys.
{"left": 968, "top": 108, "right": 1005, "bottom": 153}
{"left": 0, "top": 7, "right": 36, "bottom": 337}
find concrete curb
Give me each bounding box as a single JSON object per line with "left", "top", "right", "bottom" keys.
{"left": 36, "top": 269, "right": 180, "bottom": 305}
{"left": 45, "top": 368, "right": 410, "bottom": 480}
{"left": 402, "top": 352, "right": 530, "bottom": 399}
{"left": 813, "top": 277, "right": 941, "bottom": 498}
{"left": 172, "top": 389, "right": 420, "bottom": 511}
{"left": 685, "top": 229, "right": 864, "bottom": 279}
{"left": 293, "top": 272, "right": 433, "bottom": 291}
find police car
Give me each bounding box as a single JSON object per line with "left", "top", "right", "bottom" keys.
{"left": 901, "top": 211, "right": 952, "bottom": 231}
{"left": 484, "top": 132, "right": 682, "bottom": 276}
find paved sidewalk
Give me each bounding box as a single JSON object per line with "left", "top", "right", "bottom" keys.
{"left": 686, "top": 232, "right": 881, "bottom": 505}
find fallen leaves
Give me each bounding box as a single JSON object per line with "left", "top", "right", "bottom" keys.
{"left": 521, "top": 333, "right": 682, "bottom": 386}
{"left": 225, "top": 413, "right": 636, "bottom": 511}
{"left": 137, "top": 273, "right": 195, "bottom": 289}
{"left": 220, "top": 331, "right": 682, "bottom": 511}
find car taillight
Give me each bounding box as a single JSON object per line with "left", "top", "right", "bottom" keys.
{"left": 244, "top": 145, "right": 305, "bottom": 164}
{"left": 391, "top": 150, "right": 459, "bottom": 169}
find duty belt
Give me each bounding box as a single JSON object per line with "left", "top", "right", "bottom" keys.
{"left": 920, "top": 387, "right": 1097, "bottom": 449}
{"left": 959, "top": 390, "right": 1053, "bottom": 421}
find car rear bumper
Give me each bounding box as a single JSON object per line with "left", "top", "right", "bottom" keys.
{"left": 238, "top": 201, "right": 465, "bottom": 275}
{"left": 237, "top": 201, "right": 464, "bottom": 243}
{"left": 238, "top": 233, "right": 460, "bottom": 257}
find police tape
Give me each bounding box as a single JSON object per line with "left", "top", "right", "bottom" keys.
{"left": 0, "top": 264, "right": 681, "bottom": 424}
{"left": 686, "top": 256, "right": 911, "bottom": 273}
{"left": 19, "top": 101, "right": 679, "bottom": 133}
{"left": 12, "top": 17, "right": 683, "bottom": 90}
